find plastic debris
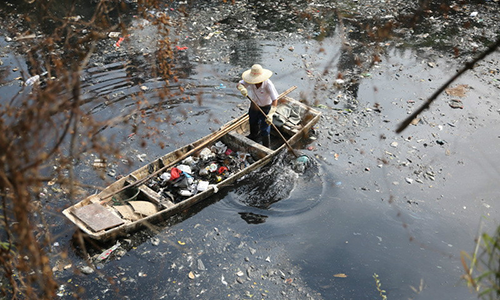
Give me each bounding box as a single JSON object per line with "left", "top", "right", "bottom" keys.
{"left": 142, "top": 141, "right": 250, "bottom": 203}
{"left": 197, "top": 259, "right": 206, "bottom": 271}
{"left": 204, "top": 31, "right": 222, "bottom": 40}
{"left": 208, "top": 163, "right": 218, "bottom": 172}
{"left": 179, "top": 190, "right": 192, "bottom": 197}
{"left": 292, "top": 155, "right": 309, "bottom": 172}
{"left": 151, "top": 237, "right": 160, "bottom": 246}
{"left": 215, "top": 83, "right": 226, "bottom": 89}
{"left": 95, "top": 242, "right": 120, "bottom": 262}
{"left": 197, "top": 180, "right": 209, "bottom": 192}
{"left": 177, "top": 164, "right": 192, "bottom": 175}
{"left": 79, "top": 266, "right": 94, "bottom": 274}
{"left": 93, "top": 159, "right": 106, "bottom": 168}
{"left": 115, "top": 37, "right": 125, "bottom": 47}
{"left": 182, "top": 156, "right": 198, "bottom": 166}
{"left": 25, "top": 75, "right": 40, "bottom": 86}
{"left": 217, "top": 166, "right": 228, "bottom": 175}
{"left": 160, "top": 172, "right": 171, "bottom": 181}
{"left": 237, "top": 152, "right": 250, "bottom": 162}
{"left": 199, "top": 148, "right": 215, "bottom": 160}
{"left": 211, "top": 141, "right": 227, "bottom": 154}
{"left": 56, "top": 285, "right": 65, "bottom": 297}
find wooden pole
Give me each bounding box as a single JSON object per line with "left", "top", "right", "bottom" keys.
{"left": 246, "top": 95, "right": 299, "bottom": 158}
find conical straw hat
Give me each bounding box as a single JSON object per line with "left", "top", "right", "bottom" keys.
{"left": 242, "top": 64, "right": 273, "bottom": 84}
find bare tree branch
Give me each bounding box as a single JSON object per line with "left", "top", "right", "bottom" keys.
{"left": 396, "top": 36, "right": 500, "bottom": 133}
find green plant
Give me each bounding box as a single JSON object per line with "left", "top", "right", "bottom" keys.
{"left": 462, "top": 225, "right": 500, "bottom": 300}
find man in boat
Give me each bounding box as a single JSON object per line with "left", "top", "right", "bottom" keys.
{"left": 236, "top": 64, "right": 279, "bottom": 148}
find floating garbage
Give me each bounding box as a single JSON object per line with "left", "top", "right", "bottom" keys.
{"left": 95, "top": 241, "right": 121, "bottom": 262}
{"left": 215, "top": 83, "right": 226, "bottom": 89}
{"left": 93, "top": 158, "right": 106, "bottom": 168}
{"left": 292, "top": 155, "right": 309, "bottom": 173}
{"left": 79, "top": 265, "right": 94, "bottom": 275}
{"left": 115, "top": 36, "right": 125, "bottom": 47}
{"left": 25, "top": 75, "right": 40, "bottom": 86}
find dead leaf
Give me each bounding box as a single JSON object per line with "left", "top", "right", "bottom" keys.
{"left": 445, "top": 84, "right": 469, "bottom": 97}
{"left": 410, "top": 117, "right": 421, "bottom": 125}
{"left": 334, "top": 273, "right": 348, "bottom": 278}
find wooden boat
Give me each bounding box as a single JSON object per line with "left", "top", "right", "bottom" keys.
{"left": 62, "top": 88, "right": 321, "bottom": 241}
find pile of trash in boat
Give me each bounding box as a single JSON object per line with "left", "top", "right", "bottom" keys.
{"left": 146, "top": 141, "right": 254, "bottom": 203}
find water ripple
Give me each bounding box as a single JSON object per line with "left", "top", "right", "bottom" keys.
{"left": 219, "top": 152, "right": 326, "bottom": 222}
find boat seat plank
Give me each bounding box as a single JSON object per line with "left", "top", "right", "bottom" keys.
{"left": 72, "top": 203, "right": 124, "bottom": 232}
{"left": 139, "top": 185, "right": 175, "bottom": 209}
{"left": 226, "top": 131, "right": 274, "bottom": 155}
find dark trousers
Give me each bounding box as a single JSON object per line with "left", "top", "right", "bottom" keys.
{"left": 248, "top": 105, "right": 271, "bottom": 137}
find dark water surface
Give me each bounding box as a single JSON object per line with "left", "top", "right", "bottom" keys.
{"left": 1, "top": 1, "right": 500, "bottom": 299}
{"left": 62, "top": 39, "right": 499, "bottom": 299}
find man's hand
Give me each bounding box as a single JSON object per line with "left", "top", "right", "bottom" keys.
{"left": 266, "top": 106, "right": 277, "bottom": 125}
{"left": 237, "top": 84, "right": 248, "bottom": 97}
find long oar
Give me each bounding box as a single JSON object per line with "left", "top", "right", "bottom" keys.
{"left": 246, "top": 95, "right": 298, "bottom": 158}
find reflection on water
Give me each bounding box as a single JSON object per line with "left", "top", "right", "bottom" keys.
{"left": 233, "top": 154, "right": 300, "bottom": 209}
{"left": 218, "top": 152, "right": 325, "bottom": 226}
{"left": 238, "top": 212, "right": 268, "bottom": 224}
